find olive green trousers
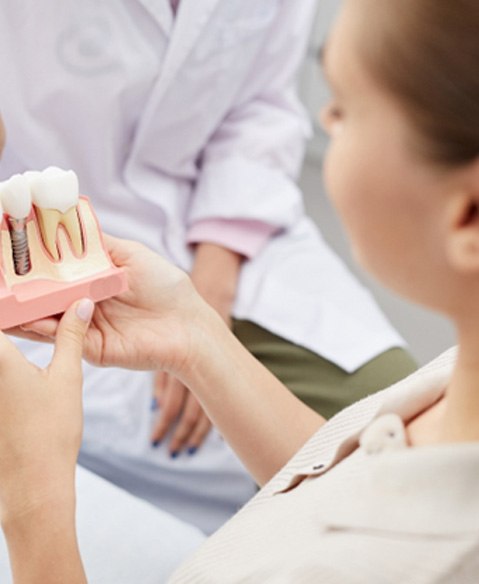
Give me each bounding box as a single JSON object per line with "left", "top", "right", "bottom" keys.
{"left": 233, "top": 319, "right": 417, "bottom": 420}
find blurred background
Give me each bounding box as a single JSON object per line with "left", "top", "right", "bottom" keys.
{"left": 298, "top": 0, "right": 455, "bottom": 365}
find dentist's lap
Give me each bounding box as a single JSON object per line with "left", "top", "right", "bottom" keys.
{"left": 0, "top": 464, "right": 205, "bottom": 583}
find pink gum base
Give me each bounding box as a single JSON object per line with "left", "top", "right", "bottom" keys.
{"left": 0, "top": 197, "right": 128, "bottom": 330}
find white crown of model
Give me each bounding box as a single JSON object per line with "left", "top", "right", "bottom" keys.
{"left": 26, "top": 167, "right": 79, "bottom": 213}
{"left": 0, "top": 174, "right": 32, "bottom": 219}
{"left": 27, "top": 166, "right": 83, "bottom": 261}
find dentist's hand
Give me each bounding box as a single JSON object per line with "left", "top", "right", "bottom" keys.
{"left": 150, "top": 243, "right": 242, "bottom": 456}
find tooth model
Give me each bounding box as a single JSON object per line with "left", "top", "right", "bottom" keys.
{"left": 0, "top": 174, "right": 32, "bottom": 275}
{"left": 0, "top": 167, "right": 127, "bottom": 330}
{"left": 27, "top": 166, "right": 83, "bottom": 261}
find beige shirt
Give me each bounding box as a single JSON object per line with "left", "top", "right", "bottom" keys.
{"left": 170, "top": 348, "right": 479, "bottom": 583}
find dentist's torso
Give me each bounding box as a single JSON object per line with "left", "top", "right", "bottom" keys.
{"left": 0, "top": 0, "right": 404, "bottom": 533}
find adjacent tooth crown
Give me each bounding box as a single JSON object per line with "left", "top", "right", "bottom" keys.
{"left": 0, "top": 174, "right": 32, "bottom": 218}
{"left": 29, "top": 166, "right": 79, "bottom": 212}
{"left": 28, "top": 167, "right": 83, "bottom": 261}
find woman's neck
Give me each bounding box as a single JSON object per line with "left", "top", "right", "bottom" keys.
{"left": 408, "top": 324, "right": 479, "bottom": 446}
{"left": 440, "top": 334, "right": 479, "bottom": 442}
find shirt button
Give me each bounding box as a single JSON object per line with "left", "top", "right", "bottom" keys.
{"left": 359, "top": 413, "right": 407, "bottom": 454}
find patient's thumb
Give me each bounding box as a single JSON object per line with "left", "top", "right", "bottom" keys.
{"left": 52, "top": 298, "right": 94, "bottom": 369}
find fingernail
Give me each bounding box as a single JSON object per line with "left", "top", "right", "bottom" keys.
{"left": 151, "top": 440, "right": 161, "bottom": 448}
{"left": 187, "top": 447, "right": 197, "bottom": 456}
{"left": 150, "top": 397, "right": 158, "bottom": 411}
{"left": 76, "top": 298, "right": 94, "bottom": 323}
{"left": 170, "top": 451, "right": 179, "bottom": 459}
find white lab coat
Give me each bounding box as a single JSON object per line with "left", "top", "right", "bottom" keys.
{"left": 0, "top": 0, "right": 404, "bottom": 533}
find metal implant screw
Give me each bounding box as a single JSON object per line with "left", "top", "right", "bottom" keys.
{"left": 7, "top": 217, "right": 31, "bottom": 276}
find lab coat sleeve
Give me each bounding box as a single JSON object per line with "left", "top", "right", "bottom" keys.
{"left": 187, "top": 0, "right": 317, "bottom": 258}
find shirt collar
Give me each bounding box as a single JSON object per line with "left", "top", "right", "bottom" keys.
{"left": 273, "top": 347, "right": 457, "bottom": 494}
{"left": 318, "top": 442, "right": 479, "bottom": 536}
{"left": 271, "top": 348, "right": 479, "bottom": 536}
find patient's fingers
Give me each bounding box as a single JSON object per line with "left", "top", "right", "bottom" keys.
{"left": 102, "top": 233, "right": 144, "bottom": 268}
{"left": 19, "top": 316, "right": 61, "bottom": 338}
{"left": 51, "top": 299, "right": 93, "bottom": 376}
{"left": 6, "top": 326, "right": 55, "bottom": 344}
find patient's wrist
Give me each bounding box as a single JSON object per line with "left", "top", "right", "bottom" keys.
{"left": 2, "top": 492, "right": 75, "bottom": 531}
{"left": 1, "top": 474, "right": 76, "bottom": 529}
{"left": 177, "top": 303, "right": 238, "bottom": 390}
{"left": 3, "top": 494, "right": 85, "bottom": 583}
{"left": 152, "top": 283, "right": 224, "bottom": 379}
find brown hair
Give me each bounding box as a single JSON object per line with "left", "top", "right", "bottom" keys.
{"left": 357, "top": 0, "right": 479, "bottom": 167}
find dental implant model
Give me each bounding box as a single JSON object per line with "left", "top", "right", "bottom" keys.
{"left": 0, "top": 167, "right": 127, "bottom": 329}
{"left": 27, "top": 167, "right": 84, "bottom": 261}
{"left": 0, "top": 174, "right": 32, "bottom": 275}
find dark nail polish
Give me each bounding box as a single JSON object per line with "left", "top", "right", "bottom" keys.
{"left": 187, "top": 447, "right": 197, "bottom": 456}
{"left": 150, "top": 398, "right": 158, "bottom": 411}
{"left": 152, "top": 440, "right": 161, "bottom": 448}
{"left": 170, "top": 451, "right": 179, "bottom": 459}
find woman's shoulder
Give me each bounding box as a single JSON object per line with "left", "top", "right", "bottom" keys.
{"left": 259, "top": 347, "right": 458, "bottom": 499}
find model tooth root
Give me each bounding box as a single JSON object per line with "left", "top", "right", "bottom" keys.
{"left": 34, "top": 207, "right": 61, "bottom": 261}
{"left": 60, "top": 206, "right": 84, "bottom": 257}
{"left": 34, "top": 205, "right": 84, "bottom": 261}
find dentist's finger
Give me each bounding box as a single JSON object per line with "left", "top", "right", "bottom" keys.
{"left": 153, "top": 370, "right": 168, "bottom": 409}
{"left": 168, "top": 394, "right": 211, "bottom": 456}
{"left": 150, "top": 376, "right": 186, "bottom": 446}
{"left": 185, "top": 414, "right": 213, "bottom": 455}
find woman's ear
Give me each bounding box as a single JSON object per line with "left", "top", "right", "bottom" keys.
{"left": 445, "top": 162, "right": 479, "bottom": 272}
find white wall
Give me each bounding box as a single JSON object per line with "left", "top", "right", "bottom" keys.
{"left": 298, "top": 2, "right": 456, "bottom": 365}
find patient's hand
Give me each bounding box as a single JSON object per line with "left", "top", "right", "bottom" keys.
{"left": 0, "top": 301, "right": 92, "bottom": 524}
{"left": 18, "top": 236, "right": 215, "bottom": 377}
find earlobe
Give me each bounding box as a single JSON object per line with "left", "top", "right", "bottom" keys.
{"left": 446, "top": 193, "right": 479, "bottom": 272}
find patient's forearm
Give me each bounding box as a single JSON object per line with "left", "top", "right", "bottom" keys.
{"left": 3, "top": 496, "right": 86, "bottom": 584}
{"left": 178, "top": 309, "right": 325, "bottom": 486}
